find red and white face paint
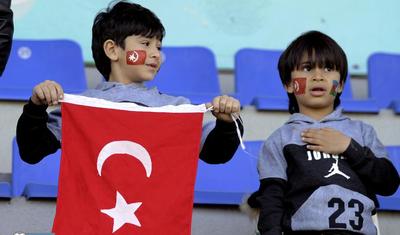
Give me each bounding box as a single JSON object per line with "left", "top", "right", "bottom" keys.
{"left": 293, "top": 77, "right": 307, "bottom": 95}
{"left": 126, "top": 50, "right": 146, "bottom": 65}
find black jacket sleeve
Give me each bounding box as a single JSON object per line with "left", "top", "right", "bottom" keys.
{"left": 257, "top": 178, "right": 286, "bottom": 235}
{"left": 0, "top": 0, "right": 13, "bottom": 76}
{"left": 16, "top": 99, "right": 61, "bottom": 164}
{"left": 199, "top": 118, "right": 243, "bottom": 164}
{"left": 343, "top": 139, "right": 400, "bottom": 196}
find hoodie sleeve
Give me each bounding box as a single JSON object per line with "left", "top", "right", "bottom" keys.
{"left": 342, "top": 123, "right": 400, "bottom": 196}
{"left": 257, "top": 132, "right": 287, "bottom": 235}
{"left": 199, "top": 118, "right": 243, "bottom": 164}
{"left": 16, "top": 100, "right": 61, "bottom": 164}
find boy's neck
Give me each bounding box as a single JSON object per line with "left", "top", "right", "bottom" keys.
{"left": 299, "top": 105, "right": 335, "bottom": 121}
{"left": 108, "top": 73, "right": 144, "bottom": 86}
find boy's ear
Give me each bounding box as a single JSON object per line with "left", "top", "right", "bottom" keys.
{"left": 103, "top": 39, "right": 119, "bottom": 61}
{"left": 337, "top": 80, "right": 344, "bottom": 93}
{"left": 285, "top": 82, "right": 294, "bottom": 93}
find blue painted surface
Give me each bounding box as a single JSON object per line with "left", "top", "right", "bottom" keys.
{"left": 12, "top": 0, "right": 400, "bottom": 73}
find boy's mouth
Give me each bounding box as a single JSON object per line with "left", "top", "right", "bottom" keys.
{"left": 146, "top": 63, "right": 158, "bottom": 69}
{"left": 310, "top": 86, "right": 326, "bottom": 96}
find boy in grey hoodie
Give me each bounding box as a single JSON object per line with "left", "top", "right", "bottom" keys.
{"left": 255, "top": 31, "right": 399, "bottom": 235}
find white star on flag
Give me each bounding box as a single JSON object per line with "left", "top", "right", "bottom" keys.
{"left": 101, "top": 191, "right": 142, "bottom": 233}
{"left": 129, "top": 53, "right": 137, "bottom": 62}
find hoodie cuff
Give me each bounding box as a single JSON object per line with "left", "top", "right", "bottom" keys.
{"left": 342, "top": 138, "right": 369, "bottom": 167}
{"left": 23, "top": 99, "right": 49, "bottom": 119}
{"left": 215, "top": 118, "right": 238, "bottom": 133}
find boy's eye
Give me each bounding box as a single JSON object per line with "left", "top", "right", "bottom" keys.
{"left": 302, "top": 65, "right": 311, "bottom": 71}
{"left": 141, "top": 41, "right": 150, "bottom": 46}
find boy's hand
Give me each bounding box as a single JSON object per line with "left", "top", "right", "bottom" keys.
{"left": 206, "top": 95, "right": 240, "bottom": 122}
{"left": 31, "top": 80, "right": 64, "bottom": 106}
{"left": 301, "top": 127, "right": 351, "bottom": 154}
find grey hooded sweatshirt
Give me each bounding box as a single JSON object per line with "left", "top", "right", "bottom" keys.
{"left": 257, "top": 108, "right": 399, "bottom": 235}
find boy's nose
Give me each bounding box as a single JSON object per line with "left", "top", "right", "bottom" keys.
{"left": 312, "top": 68, "right": 325, "bottom": 81}
{"left": 149, "top": 48, "right": 161, "bottom": 58}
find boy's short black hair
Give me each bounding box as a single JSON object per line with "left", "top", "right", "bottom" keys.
{"left": 92, "top": 0, "right": 165, "bottom": 80}
{"left": 278, "top": 30, "right": 348, "bottom": 114}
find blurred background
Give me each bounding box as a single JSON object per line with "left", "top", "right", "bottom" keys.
{"left": 12, "top": 0, "right": 400, "bottom": 74}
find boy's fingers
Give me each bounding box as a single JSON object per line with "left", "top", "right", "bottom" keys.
{"left": 212, "top": 96, "right": 221, "bottom": 112}
{"left": 307, "top": 145, "right": 322, "bottom": 151}
{"left": 54, "top": 82, "right": 64, "bottom": 100}
{"left": 218, "top": 96, "right": 228, "bottom": 113}
{"left": 49, "top": 85, "right": 60, "bottom": 105}
{"left": 224, "top": 99, "right": 233, "bottom": 113}
{"left": 41, "top": 86, "right": 53, "bottom": 105}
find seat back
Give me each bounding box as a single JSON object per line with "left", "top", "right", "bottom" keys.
{"left": 368, "top": 52, "right": 400, "bottom": 109}
{"left": 11, "top": 137, "right": 60, "bottom": 197}
{"left": 378, "top": 146, "right": 400, "bottom": 211}
{"left": 0, "top": 39, "right": 87, "bottom": 100}
{"left": 234, "top": 48, "right": 353, "bottom": 106}
{"left": 147, "top": 46, "right": 221, "bottom": 104}
{"left": 194, "top": 140, "right": 262, "bottom": 205}
{"left": 234, "top": 48, "right": 284, "bottom": 105}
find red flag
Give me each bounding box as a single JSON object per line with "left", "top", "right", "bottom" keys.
{"left": 53, "top": 94, "right": 205, "bottom": 235}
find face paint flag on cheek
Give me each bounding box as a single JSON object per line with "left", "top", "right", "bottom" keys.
{"left": 126, "top": 50, "right": 146, "bottom": 65}
{"left": 330, "top": 80, "right": 339, "bottom": 96}
{"left": 293, "top": 77, "right": 306, "bottom": 95}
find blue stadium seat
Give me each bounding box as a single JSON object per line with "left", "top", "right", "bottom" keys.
{"left": 339, "top": 79, "right": 380, "bottom": 114}
{"left": 377, "top": 146, "right": 400, "bottom": 211}
{"left": 392, "top": 102, "right": 400, "bottom": 114}
{"left": 234, "top": 49, "right": 284, "bottom": 109}
{"left": 368, "top": 53, "right": 400, "bottom": 112}
{"left": 194, "top": 140, "right": 262, "bottom": 205}
{"left": 0, "top": 174, "right": 11, "bottom": 198}
{"left": 146, "top": 46, "right": 221, "bottom": 104}
{"left": 234, "top": 48, "right": 379, "bottom": 113}
{"left": 12, "top": 138, "right": 60, "bottom": 198}
{"left": 0, "top": 39, "right": 87, "bottom": 101}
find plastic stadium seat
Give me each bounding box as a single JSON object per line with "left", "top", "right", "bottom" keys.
{"left": 392, "top": 102, "right": 400, "bottom": 114}
{"left": 0, "top": 39, "right": 87, "bottom": 101}
{"left": 146, "top": 46, "right": 221, "bottom": 104}
{"left": 377, "top": 146, "right": 400, "bottom": 211}
{"left": 194, "top": 140, "right": 262, "bottom": 205}
{"left": 234, "top": 48, "right": 379, "bottom": 113}
{"left": 368, "top": 53, "right": 400, "bottom": 112}
{"left": 234, "top": 49, "right": 284, "bottom": 109}
{"left": 339, "top": 79, "right": 380, "bottom": 114}
{"left": 12, "top": 138, "right": 60, "bottom": 198}
{"left": 0, "top": 174, "right": 11, "bottom": 198}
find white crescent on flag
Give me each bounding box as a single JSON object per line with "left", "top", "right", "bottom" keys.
{"left": 96, "top": 140, "right": 152, "bottom": 178}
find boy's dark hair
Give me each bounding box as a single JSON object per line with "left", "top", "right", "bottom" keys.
{"left": 92, "top": 0, "right": 165, "bottom": 80}
{"left": 278, "top": 30, "right": 348, "bottom": 114}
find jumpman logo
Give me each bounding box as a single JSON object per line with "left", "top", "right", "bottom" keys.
{"left": 324, "top": 158, "right": 350, "bottom": 179}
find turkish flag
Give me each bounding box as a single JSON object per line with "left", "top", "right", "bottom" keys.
{"left": 126, "top": 50, "right": 146, "bottom": 65}
{"left": 293, "top": 77, "right": 306, "bottom": 95}
{"left": 53, "top": 94, "right": 205, "bottom": 235}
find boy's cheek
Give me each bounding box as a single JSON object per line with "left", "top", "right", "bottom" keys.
{"left": 293, "top": 77, "right": 307, "bottom": 95}
{"left": 126, "top": 50, "right": 146, "bottom": 65}
{"left": 329, "top": 80, "right": 339, "bottom": 96}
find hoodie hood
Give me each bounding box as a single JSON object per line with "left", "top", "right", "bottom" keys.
{"left": 285, "top": 108, "right": 350, "bottom": 125}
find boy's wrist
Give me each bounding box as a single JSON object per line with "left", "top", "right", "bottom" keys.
{"left": 342, "top": 138, "right": 366, "bottom": 166}
{"left": 24, "top": 98, "right": 48, "bottom": 117}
